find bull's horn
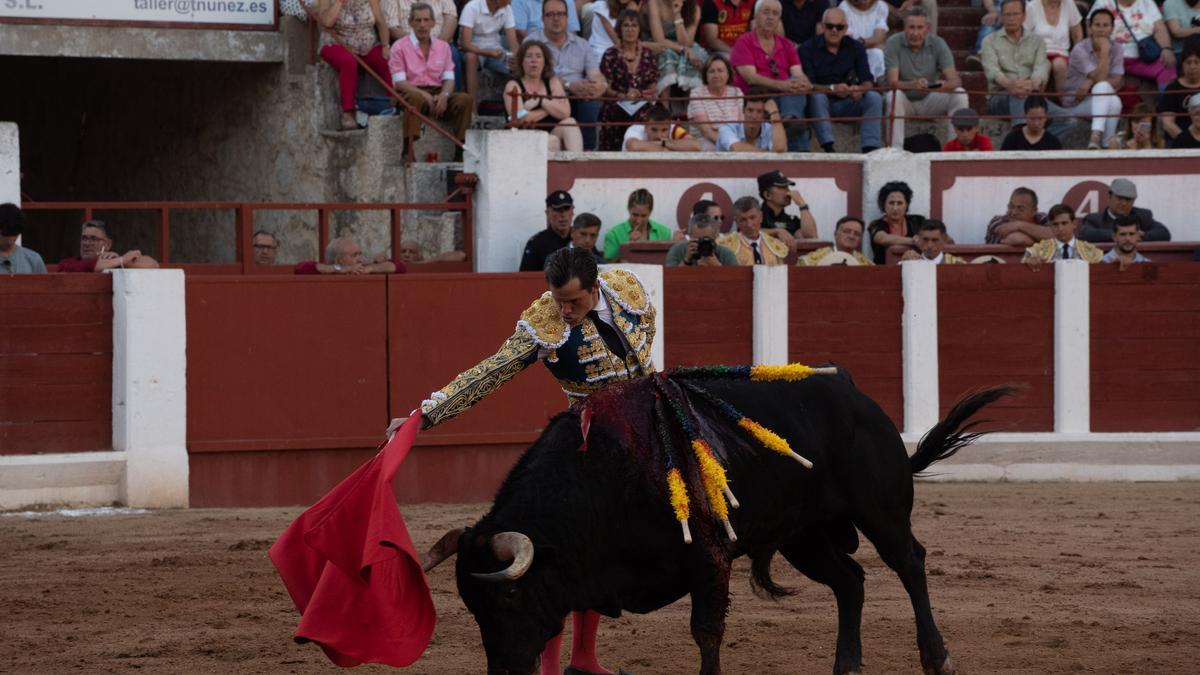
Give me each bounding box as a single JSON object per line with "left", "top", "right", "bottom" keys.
{"left": 471, "top": 532, "right": 535, "bottom": 582}
{"left": 422, "top": 527, "right": 464, "bottom": 573}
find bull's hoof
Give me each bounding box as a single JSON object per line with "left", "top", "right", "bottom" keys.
{"left": 922, "top": 654, "right": 956, "bottom": 675}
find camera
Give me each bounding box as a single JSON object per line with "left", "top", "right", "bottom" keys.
{"left": 696, "top": 236, "right": 715, "bottom": 258}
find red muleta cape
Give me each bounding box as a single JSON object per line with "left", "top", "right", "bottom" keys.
{"left": 268, "top": 416, "right": 435, "bottom": 667}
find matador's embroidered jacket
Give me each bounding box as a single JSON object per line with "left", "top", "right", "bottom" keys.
{"left": 420, "top": 269, "right": 657, "bottom": 427}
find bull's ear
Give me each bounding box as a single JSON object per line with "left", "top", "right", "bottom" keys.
{"left": 534, "top": 544, "right": 557, "bottom": 567}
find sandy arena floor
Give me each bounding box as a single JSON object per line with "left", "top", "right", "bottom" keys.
{"left": 1, "top": 483, "right": 1197, "bottom": 674}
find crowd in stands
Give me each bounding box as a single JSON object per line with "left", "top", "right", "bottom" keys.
{"left": 299, "top": 0, "right": 1200, "bottom": 152}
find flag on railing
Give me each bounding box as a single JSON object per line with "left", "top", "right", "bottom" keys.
{"left": 268, "top": 415, "right": 434, "bottom": 667}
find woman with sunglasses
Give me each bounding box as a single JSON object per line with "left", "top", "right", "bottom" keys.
{"left": 729, "top": 0, "right": 813, "bottom": 150}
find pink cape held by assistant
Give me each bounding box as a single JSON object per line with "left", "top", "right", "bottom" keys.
{"left": 268, "top": 415, "right": 435, "bottom": 667}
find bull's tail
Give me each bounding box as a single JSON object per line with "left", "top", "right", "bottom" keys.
{"left": 909, "top": 385, "right": 1017, "bottom": 475}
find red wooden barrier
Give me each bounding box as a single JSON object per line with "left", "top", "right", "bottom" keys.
{"left": 0, "top": 275, "right": 112, "bottom": 455}
{"left": 788, "top": 266, "right": 904, "bottom": 431}
{"left": 938, "top": 265, "right": 1054, "bottom": 431}
{"left": 663, "top": 266, "right": 753, "bottom": 368}
{"left": 1090, "top": 264, "right": 1200, "bottom": 432}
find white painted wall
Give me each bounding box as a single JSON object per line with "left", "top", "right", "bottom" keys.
{"left": 934, "top": 150, "right": 1200, "bottom": 244}
{"left": 466, "top": 129, "right": 548, "bottom": 273}
{"left": 0, "top": 123, "right": 17, "bottom": 205}
{"left": 901, "top": 261, "right": 940, "bottom": 434}
{"left": 112, "top": 270, "right": 189, "bottom": 508}
{"left": 752, "top": 265, "right": 789, "bottom": 365}
{"left": 1054, "top": 261, "right": 1090, "bottom": 433}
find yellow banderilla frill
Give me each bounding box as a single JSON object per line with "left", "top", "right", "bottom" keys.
{"left": 737, "top": 418, "right": 814, "bottom": 469}
{"left": 666, "top": 467, "right": 692, "bottom": 544}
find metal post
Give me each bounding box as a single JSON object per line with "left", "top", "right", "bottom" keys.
{"left": 159, "top": 208, "right": 170, "bottom": 264}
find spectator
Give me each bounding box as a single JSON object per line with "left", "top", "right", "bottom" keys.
{"left": 384, "top": 0, "right": 459, "bottom": 61}
{"left": 598, "top": 9, "right": 660, "bottom": 150}
{"left": 569, "top": 212, "right": 607, "bottom": 262}
{"left": 459, "top": 0, "right": 519, "bottom": 110}
{"left": 1078, "top": 178, "right": 1172, "bottom": 242}
{"left": 1109, "top": 101, "right": 1166, "bottom": 148}
{"left": 0, "top": 203, "right": 47, "bottom": 274}
{"left": 884, "top": 7, "right": 970, "bottom": 147}
{"left": 688, "top": 53, "right": 745, "bottom": 149}
{"left": 984, "top": 186, "right": 1051, "bottom": 245}
{"left": 1024, "top": 0, "right": 1083, "bottom": 95}
{"left": 645, "top": 0, "right": 707, "bottom": 93}
{"left": 1102, "top": 215, "right": 1152, "bottom": 270}
{"left": 718, "top": 196, "right": 791, "bottom": 264}
{"left": 901, "top": 220, "right": 966, "bottom": 263}
{"left": 602, "top": 188, "right": 681, "bottom": 259}
{"left": 692, "top": 198, "right": 727, "bottom": 230}
{"left": 799, "top": 7, "right": 883, "bottom": 153}
{"left": 1090, "top": 0, "right": 1177, "bottom": 90}
{"left": 588, "top": 0, "right": 639, "bottom": 62}
{"left": 943, "top": 107, "right": 995, "bottom": 150}
{"left": 838, "top": 0, "right": 889, "bottom": 81}
{"left": 252, "top": 230, "right": 279, "bottom": 265}
{"left": 1001, "top": 96, "right": 1064, "bottom": 150}
{"left": 781, "top": 0, "right": 831, "bottom": 46}
{"left": 1171, "top": 92, "right": 1200, "bottom": 147}
{"left": 700, "top": 0, "right": 755, "bottom": 53}
{"left": 717, "top": 90, "right": 788, "bottom": 151}
{"left": 797, "top": 215, "right": 874, "bottom": 265}
{"left": 1164, "top": 0, "right": 1200, "bottom": 61}
{"left": 624, "top": 105, "right": 703, "bottom": 150}
{"left": 1022, "top": 203, "right": 1103, "bottom": 270}
{"left": 867, "top": 180, "right": 925, "bottom": 264}
{"left": 1062, "top": 8, "right": 1124, "bottom": 149}
{"left": 883, "top": 0, "right": 938, "bottom": 34}
{"left": 730, "top": 0, "right": 814, "bottom": 151}
{"left": 1159, "top": 41, "right": 1200, "bottom": 141}
{"left": 982, "top": 0, "right": 1057, "bottom": 131}
{"left": 295, "top": 237, "right": 406, "bottom": 274}
{"left": 511, "top": 0, "right": 581, "bottom": 39}
{"left": 524, "top": 0, "right": 607, "bottom": 150}
{"left": 390, "top": 3, "right": 475, "bottom": 146}
{"left": 318, "top": 0, "right": 392, "bottom": 131}
{"left": 971, "top": 0, "right": 1003, "bottom": 67}
{"left": 757, "top": 170, "right": 818, "bottom": 238}
{"left": 665, "top": 212, "right": 739, "bottom": 265}
{"left": 520, "top": 190, "right": 575, "bottom": 271}
{"left": 504, "top": 40, "right": 584, "bottom": 151}
{"left": 398, "top": 240, "right": 469, "bottom": 262}
{"left": 59, "top": 220, "right": 160, "bottom": 273}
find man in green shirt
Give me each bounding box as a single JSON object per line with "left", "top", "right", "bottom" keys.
{"left": 884, "top": 6, "right": 969, "bottom": 146}
{"left": 981, "top": 0, "right": 1072, "bottom": 138}
{"left": 665, "top": 213, "right": 739, "bottom": 266}
{"left": 601, "top": 188, "right": 680, "bottom": 260}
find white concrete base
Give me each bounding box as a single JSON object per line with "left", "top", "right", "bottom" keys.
{"left": 903, "top": 432, "right": 1200, "bottom": 481}
{"left": 0, "top": 452, "right": 126, "bottom": 510}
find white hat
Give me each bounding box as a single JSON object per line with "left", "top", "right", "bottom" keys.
{"left": 1187, "top": 92, "right": 1200, "bottom": 112}
{"left": 817, "top": 251, "right": 863, "bottom": 266}
{"left": 971, "top": 254, "right": 1007, "bottom": 264}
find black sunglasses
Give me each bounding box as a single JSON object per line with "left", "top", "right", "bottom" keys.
{"left": 823, "top": 22, "right": 848, "bottom": 31}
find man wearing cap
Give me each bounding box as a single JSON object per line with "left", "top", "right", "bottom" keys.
{"left": 519, "top": 191, "right": 575, "bottom": 271}
{"left": 0, "top": 203, "right": 47, "bottom": 274}
{"left": 884, "top": 6, "right": 969, "bottom": 147}
{"left": 797, "top": 215, "right": 874, "bottom": 265}
{"left": 758, "top": 170, "right": 818, "bottom": 240}
{"left": 1078, "top": 179, "right": 1172, "bottom": 243}
{"left": 942, "top": 108, "right": 994, "bottom": 151}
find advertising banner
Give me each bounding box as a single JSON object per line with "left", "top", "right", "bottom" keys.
{"left": 1, "top": 0, "right": 275, "bottom": 27}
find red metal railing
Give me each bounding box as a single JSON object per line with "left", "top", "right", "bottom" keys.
{"left": 23, "top": 173, "right": 477, "bottom": 272}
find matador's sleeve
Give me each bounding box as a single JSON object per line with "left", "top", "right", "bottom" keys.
{"left": 420, "top": 328, "right": 540, "bottom": 427}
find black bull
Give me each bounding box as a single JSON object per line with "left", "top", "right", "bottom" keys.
{"left": 424, "top": 371, "right": 1013, "bottom": 675}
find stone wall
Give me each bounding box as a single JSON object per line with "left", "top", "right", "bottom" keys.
{"left": 4, "top": 18, "right": 463, "bottom": 265}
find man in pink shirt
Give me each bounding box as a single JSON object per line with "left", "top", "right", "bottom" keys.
{"left": 728, "top": 0, "right": 814, "bottom": 150}
{"left": 388, "top": 2, "right": 474, "bottom": 147}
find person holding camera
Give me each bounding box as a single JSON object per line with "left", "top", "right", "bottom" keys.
{"left": 665, "top": 213, "right": 738, "bottom": 266}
